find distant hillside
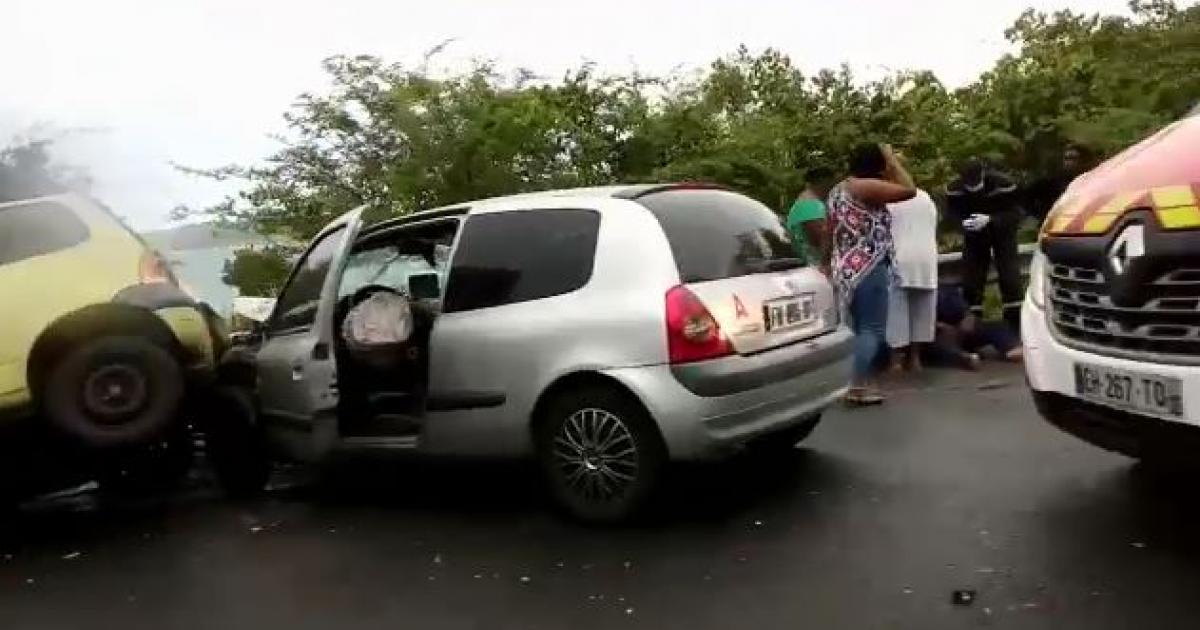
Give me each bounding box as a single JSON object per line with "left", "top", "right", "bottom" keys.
{"left": 142, "top": 223, "right": 269, "bottom": 252}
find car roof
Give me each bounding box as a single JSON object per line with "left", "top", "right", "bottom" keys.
{"left": 359, "top": 182, "right": 728, "bottom": 237}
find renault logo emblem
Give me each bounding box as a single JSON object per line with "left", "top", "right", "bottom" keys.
{"left": 1108, "top": 224, "right": 1145, "bottom": 276}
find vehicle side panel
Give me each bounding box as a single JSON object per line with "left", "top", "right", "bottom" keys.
{"left": 0, "top": 195, "right": 144, "bottom": 407}
{"left": 421, "top": 198, "right": 679, "bottom": 457}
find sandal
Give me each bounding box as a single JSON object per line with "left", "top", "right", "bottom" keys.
{"left": 844, "top": 388, "right": 886, "bottom": 407}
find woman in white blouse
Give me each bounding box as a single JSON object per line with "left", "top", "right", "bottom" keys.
{"left": 886, "top": 189, "right": 940, "bottom": 372}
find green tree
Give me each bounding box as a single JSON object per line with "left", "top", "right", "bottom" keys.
{"left": 222, "top": 247, "right": 292, "bottom": 297}
{"left": 178, "top": 1, "right": 1200, "bottom": 246}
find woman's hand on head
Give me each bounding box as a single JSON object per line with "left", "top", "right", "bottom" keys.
{"left": 846, "top": 177, "right": 917, "bottom": 206}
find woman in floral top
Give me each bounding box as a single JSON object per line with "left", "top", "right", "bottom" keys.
{"left": 826, "top": 144, "right": 917, "bottom": 405}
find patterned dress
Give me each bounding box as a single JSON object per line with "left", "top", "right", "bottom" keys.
{"left": 826, "top": 181, "right": 896, "bottom": 308}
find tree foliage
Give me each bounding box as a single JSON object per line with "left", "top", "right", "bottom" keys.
{"left": 221, "top": 247, "right": 293, "bottom": 297}
{"left": 0, "top": 140, "right": 74, "bottom": 202}
{"left": 181, "top": 1, "right": 1200, "bottom": 241}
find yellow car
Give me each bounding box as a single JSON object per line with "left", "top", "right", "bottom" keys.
{"left": 0, "top": 193, "right": 222, "bottom": 502}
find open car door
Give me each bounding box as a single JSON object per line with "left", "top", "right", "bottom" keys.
{"left": 256, "top": 208, "right": 365, "bottom": 461}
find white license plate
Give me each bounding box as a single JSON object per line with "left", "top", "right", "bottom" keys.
{"left": 1074, "top": 363, "right": 1184, "bottom": 418}
{"left": 763, "top": 294, "right": 816, "bottom": 333}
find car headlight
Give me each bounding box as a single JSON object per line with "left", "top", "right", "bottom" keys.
{"left": 1028, "top": 249, "right": 1048, "bottom": 310}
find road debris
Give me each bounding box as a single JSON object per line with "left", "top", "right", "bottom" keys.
{"left": 625, "top": 608, "right": 635, "bottom": 615}
{"left": 902, "top": 586, "right": 914, "bottom": 595}
{"left": 1131, "top": 541, "right": 1147, "bottom": 549}
{"left": 519, "top": 576, "right": 531, "bottom": 584}
{"left": 432, "top": 553, "right": 443, "bottom": 565}
{"left": 952, "top": 589, "right": 977, "bottom": 606}
{"left": 61, "top": 551, "right": 82, "bottom": 560}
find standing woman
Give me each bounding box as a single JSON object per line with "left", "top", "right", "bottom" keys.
{"left": 886, "top": 187, "right": 940, "bottom": 372}
{"left": 827, "top": 144, "right": 917, "bottom": 405}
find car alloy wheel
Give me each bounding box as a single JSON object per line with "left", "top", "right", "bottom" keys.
{"left": 552, "top": 407, "right": 640, "bottom": 504}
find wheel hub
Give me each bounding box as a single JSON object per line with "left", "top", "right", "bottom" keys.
{"left": 552, "top": 408, "right": 639, "bottom": 504}
{"left": 83, "top": 363, "right": 148, "bottom": 422}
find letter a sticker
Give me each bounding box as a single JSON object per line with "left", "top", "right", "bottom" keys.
{"left": 733, "top": 294, "right": 748, "bottom": 319}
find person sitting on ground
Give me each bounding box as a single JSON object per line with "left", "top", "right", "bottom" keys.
{"left": 929, "top": 284, "right": 1024, "bottom": 370}
{"left": 786, "top": 165, "right": 837, "bottom": 269}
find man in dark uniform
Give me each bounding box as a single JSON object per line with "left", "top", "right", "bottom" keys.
{"left": 946, "top": 158, "right": 1023, "bottom": 331}
{"left": 1026, "top": 144, "right": 1096, "bottom": 222}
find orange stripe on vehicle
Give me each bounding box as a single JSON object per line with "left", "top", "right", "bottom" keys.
{"left": 1098, "top": 190, "right": 1143, "bottom": 215}
{"left": 1065, "top": 196, "right": 1112, "bottom": 233}
{"left": 1082, "top": 214, "right": 1118, "bottom": 233}
{"left": 1150, "top": 185, "right": 1196, "bottom": 209}
{"left": 1046, "top": 196, "right": 1086, "bottom": 233}
{"left": 1076, "top": 190, "right": 1142, "bottom": 234}
{"left": 1156, "top": 205, "right": 1200, "bottom": 229}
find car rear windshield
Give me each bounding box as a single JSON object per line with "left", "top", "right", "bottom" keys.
{"left": 638, "top": 188, "right": 797, "bottom": 283}
{"left": 0, "top": 200, "right": 90, "bottom": 266}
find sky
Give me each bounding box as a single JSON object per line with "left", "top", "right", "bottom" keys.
{"left": 2, "top": 0, "right": 1132, "bottom": 230}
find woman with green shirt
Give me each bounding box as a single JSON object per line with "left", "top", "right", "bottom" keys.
{"left": 786, "top": 166, "right": 836, "bottom": 268}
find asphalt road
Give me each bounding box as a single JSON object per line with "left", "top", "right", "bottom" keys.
{"left": 3, "top": 363, "right": 1200, "bottom": 630}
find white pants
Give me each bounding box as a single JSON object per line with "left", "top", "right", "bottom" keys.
{"left": 887, "top": 287, "right": 936, "bottom": 348}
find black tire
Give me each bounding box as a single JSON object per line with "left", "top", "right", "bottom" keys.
{"left": 749, "top": 415, "right": 822, "bottom": 456}
{"left": 97, "top": 424, "right": 194, "bottom": 496}
{"left": 535, "top": 385, "right": 666, "bottom": 524}
{"left": 205, "top": 386, "right": 270, "bottom": 499}
{"left": 42, "top": 336, "right": 183, "bottom": 449}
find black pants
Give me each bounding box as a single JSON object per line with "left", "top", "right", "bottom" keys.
{"left": 962, "top": 210, "right": 1023, "bottom": 331}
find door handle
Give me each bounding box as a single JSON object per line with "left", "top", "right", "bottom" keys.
{"left": 291, "top": 363, "right": 305, "bottom": 381}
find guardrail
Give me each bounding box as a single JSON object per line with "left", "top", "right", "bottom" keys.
{"left": 937, "top": 242, "right": 1037, "bottom": 285}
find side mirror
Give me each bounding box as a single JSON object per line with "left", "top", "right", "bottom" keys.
{"left": 408, "top": 273, "right": 441, "bottom": 300}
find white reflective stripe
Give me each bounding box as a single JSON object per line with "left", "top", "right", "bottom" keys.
{"left": 1003, "top": 301, "right": 1024, "bottom": 308}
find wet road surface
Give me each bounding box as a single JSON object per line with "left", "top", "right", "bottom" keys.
{"left": 4, "top": 363, "right": 1200, "bottom": 629}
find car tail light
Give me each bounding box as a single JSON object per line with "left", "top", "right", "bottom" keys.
{"left": 665, "top": 285, "right": 733, "bottom": 364}
{"left": 139, "top": 250, "right": 178, "bottom": 286}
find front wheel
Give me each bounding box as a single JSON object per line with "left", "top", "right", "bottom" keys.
{"left": 535, "top": 386, "right": 665, "bottom": 523}
{"left": 204, "top": 387, "right": 270, "bottom": 498}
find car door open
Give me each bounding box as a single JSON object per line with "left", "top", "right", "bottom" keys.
{"left": 256, "top": 207, "right": 365, "bottom": 461}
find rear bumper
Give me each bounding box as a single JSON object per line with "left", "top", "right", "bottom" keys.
{"left": 1023, "top": 298, "right": 1200, "bottom": 457}
{"left": 605, "top": 327, "right": 853, "bottom": 459}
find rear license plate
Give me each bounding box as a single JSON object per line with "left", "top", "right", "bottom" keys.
{"left": 1073, "top": 363, "right": 1184, "bottom": 418}
{"left": 763, "top": 294, "right": 816, "bottom": 333}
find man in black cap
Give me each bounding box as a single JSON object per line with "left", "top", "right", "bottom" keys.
{"left": 946, "top": 158, "right": 1023, "bottom": 331}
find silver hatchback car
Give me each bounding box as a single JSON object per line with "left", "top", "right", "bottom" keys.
{"left": 232, "top": 184, "right": 853, "bottom": 521}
